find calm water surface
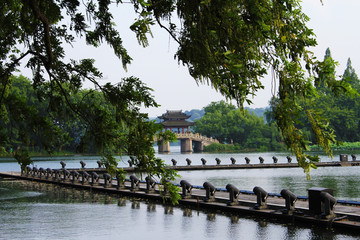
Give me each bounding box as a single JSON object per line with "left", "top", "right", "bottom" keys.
{"left": 1, "top": 148, "right": 360, "bottom": 239}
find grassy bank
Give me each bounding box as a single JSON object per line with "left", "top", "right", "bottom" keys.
{"left": 0, "top": 150, "right": 75, "bottom": 158}
{"left": 309, "top": 142, "right": 360, "bottom": 152}
{"left": 204, "top": 142, "right": 360, "bottom": 153}
{"left": 203, "top": 142, "right": 286, "bottom": 153}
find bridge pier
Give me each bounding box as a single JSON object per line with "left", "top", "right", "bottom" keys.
{"left": 156, "top": 133, "right": 218, "bottom": 153}
{"left": 193, "top": 141, "right": 203, "bottom": 152}
{"left": 158, "top": 140, "right": 170, "bottom": 153}
{"left": 181, "top": 139, "right": 193, "bottom": 153}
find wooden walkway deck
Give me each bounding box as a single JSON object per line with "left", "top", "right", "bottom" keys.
{"left": 60, "top": 160, "right": 360, "bottom": 174}
{"left": 166, "top": 160, "right": 360, "bottom": 171}
{"left": 1, "top": 171, "right": 360, "bottom": 232}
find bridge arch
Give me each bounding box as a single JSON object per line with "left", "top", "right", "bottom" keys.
{"left": 157, "top": 133, "right": 219, "bottom": 153}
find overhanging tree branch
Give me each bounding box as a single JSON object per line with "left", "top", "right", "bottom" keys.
{"left": 155, "top": 17, "right": 181, "bottom": 45}
{"left": 0, "top": 50, "right": 32, "bottom": 104}
{"left": 27, "top": 0, "right": 54, "bottom": 70}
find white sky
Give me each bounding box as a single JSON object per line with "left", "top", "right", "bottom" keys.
{"left": 19, "top": 0, "right": 360, "bottom": 118}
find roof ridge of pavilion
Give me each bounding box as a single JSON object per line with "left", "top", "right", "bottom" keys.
{"left": 158, "top": 110, "right": 191, "bottom": 120}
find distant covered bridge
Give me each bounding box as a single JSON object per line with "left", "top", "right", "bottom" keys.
{"left": 156, "top": 110, "right": 219, "bottom": 153}
{"left": 157, "top": 132, "right": 219, "bottom": 153}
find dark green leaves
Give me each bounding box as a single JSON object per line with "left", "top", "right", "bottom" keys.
{"left": 14, "top": 148, "right": 32, "bottom": 173}
{"left": 194, "top": 100, "right": 283, "bottom": 151}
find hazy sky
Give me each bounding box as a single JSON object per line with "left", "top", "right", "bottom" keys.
{"left": 19, "top": 0, "right": 360, "bottom": 118}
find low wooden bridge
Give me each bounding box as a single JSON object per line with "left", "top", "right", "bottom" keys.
{"left": 161, "top": 155, "right": 360, "bottom": 171}
{"left": 2, "top": 158, "right": 360, "bottom": 232}
{"left": 27, "top": 155, "right": 360, "bottom": 175}
{"left": 114, "top": 154, "right": 360, "bottom": 173}
{"left": 79, "top": 159, "right": 360, "bottom": 174}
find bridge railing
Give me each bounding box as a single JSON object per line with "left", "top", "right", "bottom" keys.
{"left": 154, "top": 132, "right": 219, "bottom": 144}
{"left": 175, "top": 132, "right": 219, "bottom": 143}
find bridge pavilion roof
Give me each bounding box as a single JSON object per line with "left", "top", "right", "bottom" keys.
{"left": 158, "top": 110, "right": 195, "bottom": 128}
{"left": 158, "top": 110, "right": 191, "bottom": 120}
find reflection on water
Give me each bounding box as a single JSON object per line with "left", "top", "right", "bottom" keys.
{"left": 0, "top": 180, "right": 359, "bottom": 240}
{"left": 0, "top": 187, "right": 43, "bottom": 201}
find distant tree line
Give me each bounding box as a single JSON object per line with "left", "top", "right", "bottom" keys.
{"left": 185, "top": 107, "right": 268, "bottom": 122}
{"left": 193, "top": 100, "right": 284, "bottom": 152}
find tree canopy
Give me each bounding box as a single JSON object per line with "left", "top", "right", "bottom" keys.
{"left": 0, "top": 0, "right": 354, "bottom": 182}
{"left": 194, "top": 100, "right": 283, "bottom": 152}
{"left": 265, "top": 48, "right": 360, "bottom": 146}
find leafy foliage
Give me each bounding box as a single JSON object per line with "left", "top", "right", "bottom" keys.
{"left": 266, "top": 48, "right": 360, "bottom": 177}
{"left": 13, "top": 148, "right": 32, "bottom": 173}
{"left": 194, "top": 101, "right": 284, "bottom": 152}
{"left": 1, "top": 75, "right": 70, "bottom": 153}
{"left": 306, "top": 52, "right": 360, "bottom": 143}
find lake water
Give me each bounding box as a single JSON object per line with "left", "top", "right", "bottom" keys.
{"left": 1, "top": 148, "right": 360, "bottom": 239}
